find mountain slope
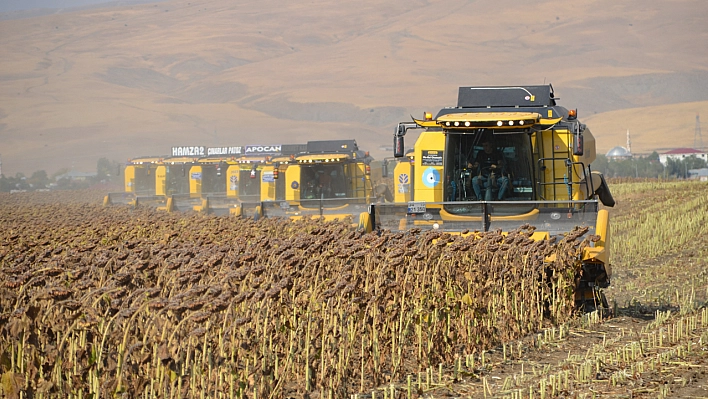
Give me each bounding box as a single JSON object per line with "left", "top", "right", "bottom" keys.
{"left": 0, "top": 0, "right": 706, "bottom": 175}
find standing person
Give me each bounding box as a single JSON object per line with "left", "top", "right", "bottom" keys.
{"left": 471, "top": 138, "right": 509, "bottom": 200}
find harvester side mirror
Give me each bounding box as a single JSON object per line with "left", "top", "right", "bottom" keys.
{"left": 382, "top": 160, "right": 389, "bottom": 177}
{"left": 573, "top": 133, "right": 584, "bottom": 156}
{"left": 394, "top": 136, "right": 405, "bottom": 158}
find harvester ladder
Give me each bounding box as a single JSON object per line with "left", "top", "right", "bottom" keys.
{"left": 537, "top": 158, "right": 591, "bottom": 203}
{"left": 352, "top": 164, "right": 367, "bottom": 199}
{"left": 537, "top": 157, "right": 572, "bottom": 200}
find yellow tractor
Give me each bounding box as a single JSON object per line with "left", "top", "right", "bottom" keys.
{"left": 358, "top": 85, "right": 615, "bottom": 310}
{"left": 258, "top": 140, "right": 376, "bottom": 224}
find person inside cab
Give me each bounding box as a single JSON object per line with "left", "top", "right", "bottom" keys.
{"left": 317, "top": 169, "right": 332, "bottom": 198}
{"left": 469, "top": 138, "right": 509, "bottom": 201}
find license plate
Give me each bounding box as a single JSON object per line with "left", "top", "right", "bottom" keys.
{"left": 407, "top": 201, "right": 426, "bottom": 214}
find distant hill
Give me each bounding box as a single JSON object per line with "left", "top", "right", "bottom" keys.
{"left": 1, "top": 0, "right": 707, "bottom": 175}
{"left": 0, "top": 0, "right": 158, "bottom": 14}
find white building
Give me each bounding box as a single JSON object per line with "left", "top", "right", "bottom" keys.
{"left": 658, "top": 148, "right": 708, "bottom": 165}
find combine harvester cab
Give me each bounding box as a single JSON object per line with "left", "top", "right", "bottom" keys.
{"left": 156, "top": 156, "right": 202, "bottom": 212}
{"left": 192, "top": 145, "right": 247, "bottom": 216}
{"left": 259, "top": 143, "right": 308, "bottom": 204}
{"left": 103, "top": 156, "right": 165, "bottom": 207}
{"left": 260, "top": 140, "right": 375, "bottom": 225}
{"left": 225, "top": 145, "right": 284, "bottom": 218}
{"left": 360, "top": 85, "right": 616, "bottom": 310}
{"left": 192, "top": 156, "right": 239, "bottom": 216}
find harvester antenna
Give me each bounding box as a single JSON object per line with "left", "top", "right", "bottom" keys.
{"left": 695, "top": 114, "right": 704, "bottom": 150}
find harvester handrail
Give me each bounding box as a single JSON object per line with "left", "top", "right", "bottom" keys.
{"left": 375, "top": 199, "right": 599, "bottom": 206}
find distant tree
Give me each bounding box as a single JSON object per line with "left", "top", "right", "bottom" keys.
{"left": 52, "top": 168, "right": 69, "bottom": 181}
{"left": 592, "top": 154, "right": 609, "bottom": 175}
{"left": 596, "top": 152, "right": 674, "bottom": 179}
{"left": 663, "top": 156, "right": 705, "bottom": 178}
{"left": 12, "top": 173, "right": 30, "bottom": 190}
{"left": 28, "top": 170, "right": 50, "bottom": 189}
{"left": 685, "top": 155, "right": 707, "bottom": 170}
{"left": 0, "top": 175, "right": 11, "bottom": 192}
{"left": 96, "top": 157, "right": 121, "bottom": 184}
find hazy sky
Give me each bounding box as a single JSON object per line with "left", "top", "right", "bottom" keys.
{"left": 0, "top": 0, "right": 157, "bottom": 13}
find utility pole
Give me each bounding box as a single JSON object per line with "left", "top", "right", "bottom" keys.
{"left": 695, "top": 114, "right": 704, "bottom": 150}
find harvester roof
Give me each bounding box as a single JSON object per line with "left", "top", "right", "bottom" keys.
{"left": 434, "top": 85, "right": 572, "bottom": 122}
{"left": 306, "top": 140, "right": 359, "bottom": 154}
{"left": 456, "top": 85, "right": 557, "bottom": 108}
{"left": 127, "top": 156, "right": 164, "bottom": 164}
{"left": 198, "top": 157, "right": 237, "bottom": 164}
{"left": 296, "top": 153, "right": 352, "bottom": 163}
{"left": 163, "top": 156, "right": 197, "bottom": 164}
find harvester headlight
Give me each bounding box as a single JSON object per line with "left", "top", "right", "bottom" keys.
{"left": 464, "top": 121, "right": 471, "bottom": 127}
{"left": 519, "top": 120, "right": 525, "bottom": 125}
{"left": 445, "top": 121, "right": 451, "bottom": 127}
{"left": 550, "top": 212, "right": 561, "bottom": 220}
{"left": 454, "top": 121, "right": 459, "bottom": 126}
{"left": 508, "top": 121, "right": 514, "bottom": 126}
{"left": 497, "top": 121, "right": 503, "bottom": 126}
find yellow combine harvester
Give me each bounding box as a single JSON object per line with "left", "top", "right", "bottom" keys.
{"left": 104, "top": 147, "right": 204, "bottom": 209}
{"left": 257, "top": 140, "right": 376, "bottom": 224}
{"left": 164, "top": 145, "right": 279, "bottom": 215}
{"left": 103, "top": 156, "right": 166, "bottom": 207}
{"left": 358, "top": 85, "right": 615, "bottom": 310}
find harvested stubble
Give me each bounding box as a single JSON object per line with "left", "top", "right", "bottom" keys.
{"left": 0, "top": 191, "right": 594, "bottom": 398}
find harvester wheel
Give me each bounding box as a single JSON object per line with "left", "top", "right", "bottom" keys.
{"left": 577, "top": 288, "right": 611, "bottom": 318}
{"left": 596, "top": 289, "right": 611, "bottom": 318}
